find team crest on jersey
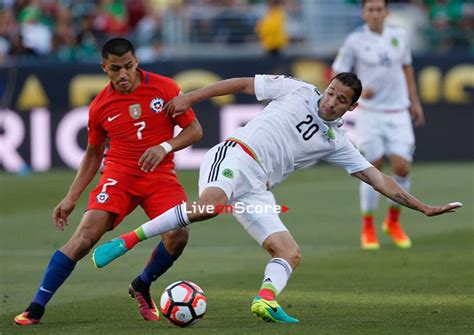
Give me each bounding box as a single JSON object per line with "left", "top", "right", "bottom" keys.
{"left": 222, "top": 168, "right": 234, "bottom": 179}
{"left": 150, "top": 97, "right": 165, "bottom": 113}
{"left": 96, "top": 192, "right": 109, "bottom": 203}
{"left": 391, "top": 37, "right": 399, "bottom": 47}
{"left": 322, "top": 127, "right": 336, "bottom": 143}
{"left": 129, "top": 104, "right": 142, "bottom": 119}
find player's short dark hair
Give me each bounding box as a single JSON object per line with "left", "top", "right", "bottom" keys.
{"left": 101, "top": 38, "right": 135, "bottom": 59}
{"left": 332, "top": 72, "right": 362, "bottom": 105}
{"left": 362, "top": 0, "right": 388, "bottom": 7}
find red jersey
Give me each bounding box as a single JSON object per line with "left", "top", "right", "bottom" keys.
{"left": 88, "top": 69, "right": 195, "bottom": 177}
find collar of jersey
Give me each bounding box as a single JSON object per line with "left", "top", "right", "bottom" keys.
{"left": 363, "top": 23, "right": 386, "bottom": 37}
{"left": 318, "top": 113, "right": 344, "bottom": 128}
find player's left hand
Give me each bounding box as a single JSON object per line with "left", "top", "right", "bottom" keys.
{"left": 139, "top": 145, "right": 167, "bottom": 172}
{"left": 423, "top": 201, "right": 463, "bottom": 217}
{"left": 411, "top": 101, "right": 425, "bottom": 127}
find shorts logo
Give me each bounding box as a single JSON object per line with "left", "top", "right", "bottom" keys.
{"left": 150, "top": 97, "right": 165, "bottom": 113}
{"left": 96, "top": 178, "right": 117, "bottom": 204}
{"left": 96, "top": 192, "right": 109, "bottom": 203}
{"left": 222, "top": 168, "right": 234, "bottom": 179}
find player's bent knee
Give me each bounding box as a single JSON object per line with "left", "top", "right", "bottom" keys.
{"left": 286, "top": 247, "right": 302, "bottom": 269}
{"left": 162, "top": 228, "right": 189, "bottom": 253}
{"left": 393, "top": 166, "right": 410, "bottom": 177}
{"left": 390, "top": 155, "right": 411, "bottom": 177}
{"left": 62, "top": 235, "right": 97, "bottom": 261}
{"left": 264, "top": 235, "right": 301, "bottom": 269}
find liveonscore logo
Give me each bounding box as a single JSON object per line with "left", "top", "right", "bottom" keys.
{"left": 187, "top": 202, "right": 289, "bottom": 215}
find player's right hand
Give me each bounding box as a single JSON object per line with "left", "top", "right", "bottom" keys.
{"left": 165, "top": 93, "right": 193, "bottom": 118}
{"left": 52, "top": 198, "right": 76, "bottom": 231}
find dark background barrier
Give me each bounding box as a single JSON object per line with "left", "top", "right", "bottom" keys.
{"left": 1, "top": 55, "right": 473, "bottom": 172}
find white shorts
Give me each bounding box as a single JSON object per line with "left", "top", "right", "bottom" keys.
{"left": 354, "top": 107, "right": 415, "bottom": 162}
{"left": 198, "top": 141, "right": 288, "bottom": 245}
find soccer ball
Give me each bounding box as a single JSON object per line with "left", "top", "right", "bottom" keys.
{"left": 160, "top": 280, "right": 207, "bottom": 327}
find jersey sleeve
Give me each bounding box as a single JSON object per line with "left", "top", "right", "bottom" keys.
{"left": 174, "top": 108, "right": 196, "bottom": 128}
{"left": 164, "top": 79, "right": 197, "bottom": 128}
{"left": 332, "top": 36, "right": 356, "bottom": 73}
{"left": 87, "top": 104, "right": 106, "bottom": 146}
{"left": 324, "top": 139, "right": 372, "bottom": 174}
{"left": 254, "top": 74, "right": 306, "bottom": 101}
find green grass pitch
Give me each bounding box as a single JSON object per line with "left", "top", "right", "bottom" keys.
{"left": 1, "top": 162, "right": 473, "bottom": 334}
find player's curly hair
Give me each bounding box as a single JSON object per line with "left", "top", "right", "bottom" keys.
{"left": 102, "top": 38, "right": 135, "bottom": 59}
{"left": 332, "top": 72, "right": 362, "bottom": 105}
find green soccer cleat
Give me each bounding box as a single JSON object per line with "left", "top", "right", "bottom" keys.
{"left": 92, "top": 238, "right": 129, "bottom": 268}
{"left": 251, "top": 296, "right": 299, "bottom": 323}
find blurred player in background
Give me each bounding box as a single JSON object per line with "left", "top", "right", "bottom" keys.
{"left": 255, "top": 0, "right": 288, "bottom": 57}
{"left": 92, "top": 73, "right": 460, "bottom": 323}
{"left": 332, "top": 0, "right": 425, "bottom": 250}
{"left": 14, "top": 38, "right": 202, "bottom": 325}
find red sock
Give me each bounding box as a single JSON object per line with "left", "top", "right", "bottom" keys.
{"left": 258, "top": 288, "right": 275, "bottom": 301}
{"left": 387, "top": 207, "right": 401, "bottom": 223}
{"left": 362, "top": 214, "right": 374, "bottom": 228}
{"left": 120, "top": 231, "right": 140, "bottom": 249}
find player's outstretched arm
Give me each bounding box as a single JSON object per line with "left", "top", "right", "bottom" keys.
{"left": 352, "top": 167, "right": 462, "bottom": 217}
{"left": 52, "top": 143, "right": 104, "bottom": 230}
{"left": 165, "top": 77, "right": 255, "bottom": 117}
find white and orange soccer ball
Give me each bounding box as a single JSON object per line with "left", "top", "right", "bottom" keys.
{"left": 160, "top": 280, "right": 207, "bottom": 327}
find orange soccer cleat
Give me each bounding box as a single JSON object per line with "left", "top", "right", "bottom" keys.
{"left": 14, "top": 303, "right": 44, "bottom": 326}
{"left": 128, "top": 278, "right": 160, "bottom": 321}
{"left": 361, "top": 222, "right": 380, "bottom": 250}
{"left": 382, "top": 220, "right": 412, "bottom": 248}
{"left": 14, "top": 312, "right": 41, "bottom": 326}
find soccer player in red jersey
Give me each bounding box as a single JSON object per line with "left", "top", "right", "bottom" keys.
{"left": 14, "top": 38, "right": 203, "bottom": 325}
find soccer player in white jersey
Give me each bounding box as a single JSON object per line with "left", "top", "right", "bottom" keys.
{"left": 332, "top": 0, "right": 425, "bottom": 250}
{"left": 92, "top": 73, "right": 460, "bottom": 323}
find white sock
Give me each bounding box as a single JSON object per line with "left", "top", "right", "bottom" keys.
{"left": 141, "top": 203, "right": 190, "bottom": 238}
{"left": 261, "top": 258, "right": 293, "bottom": 296}
{"left": 360, "top": 181, "right": 380, "bottom": 214}
{"left": 388, "top": 175, "right": 411, "bottom": 207}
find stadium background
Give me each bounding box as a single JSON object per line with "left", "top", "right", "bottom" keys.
{"left": 1, "top": 1, "right": 473, "bottom": 334}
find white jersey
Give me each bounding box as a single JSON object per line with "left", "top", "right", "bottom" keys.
{"left": 230, "top": 75, "right": 372, "bottom": 189}
{"left": 332, "top": 24, "right": 411, "bottom": 111}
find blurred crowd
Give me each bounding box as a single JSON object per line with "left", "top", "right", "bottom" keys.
{"left": 0, "top": 0, "right": 472, "bottom": 65}
{"left": 424, "top": 0, "right": 473, "bottom": 52}
{"left": 0, "top": 0, "right": 168, "bottom": 64}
